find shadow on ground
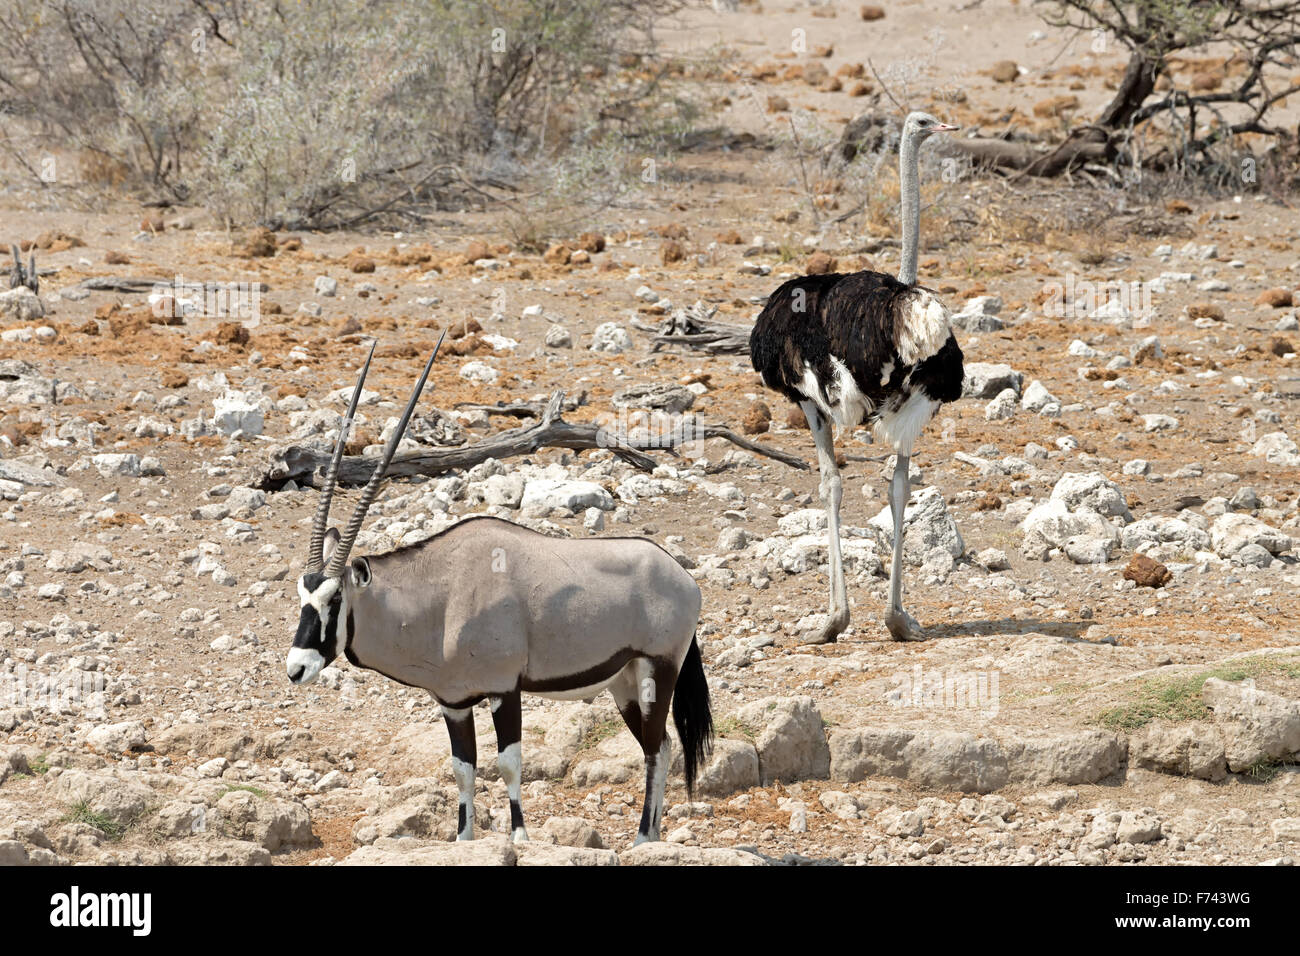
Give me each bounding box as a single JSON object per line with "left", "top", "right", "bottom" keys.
{"left": 925, "top": 618, "right": 1095, "bottom": 641}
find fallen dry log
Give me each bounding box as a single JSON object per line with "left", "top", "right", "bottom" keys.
{"left": 636, "top": 301, "right": 755, "bottom": 355}
{"left": 942, "top": 137, "right": 1042, "bottom": 171}
{"left": 453, "top": 390, "right": 588, "bottom": 420}
{"left": 841, "top": 108, "right": 1114, "bottom": 179}
{"left": 74, "top": 276, "right": 269, "bottom": 294}
{"left": 74, "top": 276, "right": 173, "bottom": 293}
{"left": 941, "top": 128, "right": 1112, "bottom": 177}
{"left": 248, "top": 390, "right": 808, "bottom": 489}
{"left": 1020, "top": 126, "right": 1114, "bottom": 178}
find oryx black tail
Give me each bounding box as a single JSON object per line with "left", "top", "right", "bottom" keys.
{"left": 672, "top": 634, "right": 713, "bottom": 796}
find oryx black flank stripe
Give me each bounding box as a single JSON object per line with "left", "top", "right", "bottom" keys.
{"left": 520, "top": 648, "right": 648, "bottom": 694}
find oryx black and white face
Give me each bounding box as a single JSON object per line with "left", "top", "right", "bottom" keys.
{"left": 287, "top": 570, "right": 348, "bottom": 685}
{"left": 286, "top": 332, "right": 442, "bottom": 686}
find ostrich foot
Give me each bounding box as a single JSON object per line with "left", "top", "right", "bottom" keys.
{"left": 886, "top": 608, "right": 925, "bottom": 642}
{"left": 798, "top": 610, "right": 847, "bottom": 645}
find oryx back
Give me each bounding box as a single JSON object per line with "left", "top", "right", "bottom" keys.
{"left": 348, "top": 516, "right": 700, "bottom": 706}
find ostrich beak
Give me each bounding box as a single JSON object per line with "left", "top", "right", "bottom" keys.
{"left": 934, "top": 123, "right": 960, "bottom": 132}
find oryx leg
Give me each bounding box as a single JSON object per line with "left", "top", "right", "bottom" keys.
{"left": 613, "top": 658, "right": 673, "bottom": 846}
{"left": 802, "top": 400, "right": 849, "bottom": 644}
{"left": 884, "top": 453, "right": 924, "bottom": 641}
{"left": 442, "top": 704, "right": 478, "bottom": 841}
{"left": 489, "top": 691, "right": 527, "bottom": 843}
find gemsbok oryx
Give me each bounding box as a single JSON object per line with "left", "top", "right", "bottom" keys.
{"left": 286, "top": 337, "right": 713, "bottom": 845}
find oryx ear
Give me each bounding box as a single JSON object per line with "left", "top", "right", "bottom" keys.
{"left": 322, "top": 527, "right": 341, "bottom": 564}
{"left": 350, "top": 557, "right": 371, "bottom": 588}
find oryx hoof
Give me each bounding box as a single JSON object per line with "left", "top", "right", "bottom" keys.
{"left": 886, "top": 609, "right": 925, "bottom": 642}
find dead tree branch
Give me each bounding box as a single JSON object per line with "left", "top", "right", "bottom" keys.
{"left": 248, "top": 389, "right": 807, "bottom": 490}
{"left": 634, "top": 301, "right": 755, "bottom": 355}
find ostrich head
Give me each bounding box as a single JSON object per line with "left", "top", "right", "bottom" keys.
{"left": 901, "top": 112, "right": 960, "bottom": 144}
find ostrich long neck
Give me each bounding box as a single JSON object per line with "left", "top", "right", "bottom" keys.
{"left": 897, "top": 131, "right": 921, "bottom": 287}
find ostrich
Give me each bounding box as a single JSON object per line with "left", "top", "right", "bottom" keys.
{"left": 750, "top": 112, "right": 965, "bottom": 644}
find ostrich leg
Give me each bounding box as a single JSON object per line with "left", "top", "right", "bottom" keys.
{"left": 801, "top": 401, "right": 849, "bottom": 644}
{"left": 884, "top": 454, "right": 924, "bottom": 641}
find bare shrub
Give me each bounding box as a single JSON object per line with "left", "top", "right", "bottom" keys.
{"left": 1035, "top": 0, "right": 1300, "bottom": 186}
{"left": 0, "top": 0, "right": 691, "bottom": 227}
{"left": 0, "top": 0, "right": 202, "bottom": 192}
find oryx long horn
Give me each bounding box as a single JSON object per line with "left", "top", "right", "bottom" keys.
{"left": 324, "top": 330, "right": 446, "bottom": 579}
{"left": 9, "top": 244, "right": 21, "bottom": 288}
{"left": 27, "top": 250, "right": 36, "bottom": 294}
{"left": 306, "top": 340, "right": 377, "bottom": 572}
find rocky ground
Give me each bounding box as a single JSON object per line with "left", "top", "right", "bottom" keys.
{"left": 2, "top": 2, "right": 1300, "bottom": 866}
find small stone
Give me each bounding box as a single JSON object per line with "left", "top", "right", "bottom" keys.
{"left": 788, "top": 806, "right": 808, "bottom": 833}
{"left": 1116, "top": 810, "right": 1162, "bottom": 845}
{"left": 1064, "top": 535, "right": 1115, "bottom": 565}
{"left": 316, "top": 770, "right": 347, "bottom": 791}
{"left": 198, "top": 757, "right": 229, "bottom": 778}
{"left": 0, "top": 287, "right": 45, "bottom": 322}
{"left": 1186, "top": 302, "right": 1224, "bottom": 321}
{"left": 717, "top": 527, "right": 750, "bottom": 551}
{"left": 806, "top": 252, "right": 836, "bottom": 275}
{"left": 962, "top": 363, "right": 1022, "bottom": 399}
{"left": 990, "top": 60, "right": 1019, "bottom": 83}
{"left": 459, "top": 361, "right": 499, "bottom": 385}
{"left": 984, "top": 388, "right": 1017, "bottom": 421}
{"left": 612, "top": 383, "right": 696, "bottom": 415}
{"left": 742, "top": 401, "right": 772, "bottom": 435}
{"left": 238, "top": 227, "right": 278, "bottom": 257}
{"left": 212, "top": 391, "right": 265, "bottom": 438}
{"left": 1033, "top": 94, "right": 1080, "bottom": 118}
{"left": 1142, "top": 413, "right": 1179, "bottom": 432}
{"left": 1021, "top": 380, "right": 1058, "bottom": 413}
{"left": 91, "top": 453, "right": 142, "bottom": 478}
{"left": 1123, "top": 553, "right": 1171, "bottom": 588}
{"left": 1229, "top": 487, "right": 1258, "bottom": 512}
{"left": 1268, "top": 335, "right": 1294, "bottom": 357}
{"left": 976, "top": 547, "right": 1010, "bottom": 571}
{"left": 1236, "top": 542, "right": 1273, "bottom": 568}
{"left": 590, "top": 323, "right": 633, "bottom": 353}
{"left": 1255, "top": 288, "right": 1293, "bottom": 308}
